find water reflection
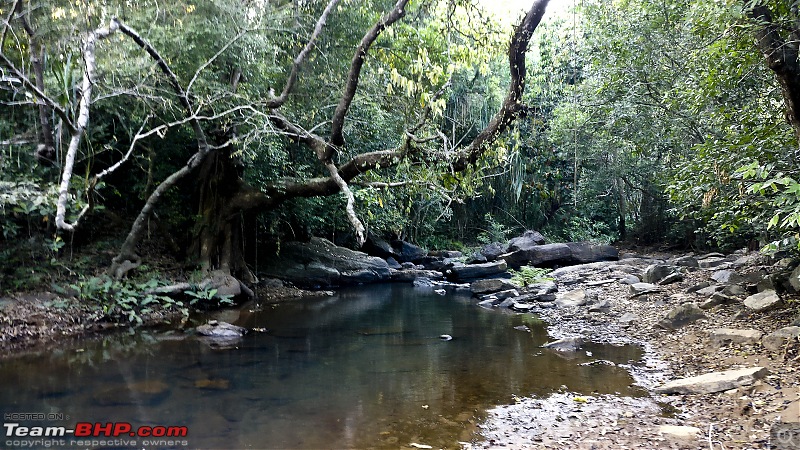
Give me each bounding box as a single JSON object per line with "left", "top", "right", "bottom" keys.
{"left": 0, "top": 284, "right": 644, "bottom": 449}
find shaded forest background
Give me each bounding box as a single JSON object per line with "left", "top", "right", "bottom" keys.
{"left": 2, "top": 0, "right": 800, "bottom": 291}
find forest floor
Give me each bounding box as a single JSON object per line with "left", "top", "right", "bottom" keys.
{"left": 475, "top": 251, "right": 800, "bottom": 450}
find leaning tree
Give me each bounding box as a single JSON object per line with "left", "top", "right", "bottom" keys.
{"left": 110, "top": 0, "right": 551, "bottom": 283}
{"left": 2, "top": 0, "right": 551, "bottom": 285}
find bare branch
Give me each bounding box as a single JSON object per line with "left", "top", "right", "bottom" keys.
{"left": 187, "top": 29, "right": 249, "bottom": 95}
{"left": 266, "top": 0, "right": 341, "bottom": 108}
{"left": 328, "top": 0, "right": 410, "bottom": 152}
{"left": 114, "top": 19, "right": 208, "bottom": 147}
{"left": 268, "top": 109, "right": 329, "bottom": 158}
{"left": 55, "top": 20, "right": 119, "bottom": 231}
{"left": 0, "top": 0, "right": 22, "bottom": 49}
{"left": 0, "top": 52, "right": 76, "bottom": 134}
{"left": 451, "top": 0, "right": 550, "bottom": 171}
{"left": 325, "top": 161, "right": 366, "bottom": 246}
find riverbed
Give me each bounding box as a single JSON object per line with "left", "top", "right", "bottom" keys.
{"left": 0, "top": 283, "right": 648, "bottom": 449}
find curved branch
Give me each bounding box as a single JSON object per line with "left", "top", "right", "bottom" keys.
{"left": 114, "top": 19, "right": 209, "bottom": 152}
{"left": 55, "top": 20, "right": 119, "bottom": 231}
{"left": 451, "top": 0, "right": 550, "bottom": 171}
{"left": 0, "top": 52, "right": 76, "bottom": 134}
{"left": 328, "top": 0, "right": 410, "bottom": 151}
{"left": 109, "top": 5, "right": 341, "bottom": 277}
{"left": 325, "top": 161, "right": 366, "bottom": 246}
{"left": 228, "top": 0, "right": 552, "bottom": 225}
{"left": 266, "top": 0, "right": 341, "bottom": 108}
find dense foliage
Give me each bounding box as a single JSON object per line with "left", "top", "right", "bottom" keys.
{"left": 2, "top": 0, "right": 800, "bottom": 291}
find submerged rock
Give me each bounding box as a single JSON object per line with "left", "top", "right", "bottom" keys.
{"left": 196, "top": 320, "right": 247, "bottom": 338}
{"left": 542, "top": 336, "right": 584, "bottom": 352}
{"left": 93, "top": 380, "right": 171, "bottom": 407}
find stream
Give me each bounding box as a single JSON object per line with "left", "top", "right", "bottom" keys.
{"left": 0, "top": 283, "right": 646, "bottom": 449}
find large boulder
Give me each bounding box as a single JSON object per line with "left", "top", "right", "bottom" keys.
{"left": 507, "top": 230, "right": 546, "bottom": 251}
{"left": 501, "top": 242, "right": 618, "bottom": 269}
{"left": 262, "top": 237, "right": 390, "bottom": 288}
{"left": 362, "top": 232, "right": 398, "bottom": 259}
{"left": 391, "top": 240, "right": 427, "bottom": 263}
{"left": 480, "top": 242, "right": 508, "bottom": 262}
{"left": 448, "top": 260, "right": 507, "bottom": 281}
{"left": 471, "top": 278, "right": 517, "bottom": 295}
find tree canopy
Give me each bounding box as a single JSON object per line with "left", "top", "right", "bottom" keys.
{"left": 2, "top": 0, "right": 800, "bottom": 290}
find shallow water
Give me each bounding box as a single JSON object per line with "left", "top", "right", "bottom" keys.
{"left": 0, "top": 284, "right": 645, "bottom": 449}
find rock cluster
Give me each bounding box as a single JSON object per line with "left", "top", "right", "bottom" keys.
{"left": 261, "top": 230, "right": 618, "bottom": 289}
{"left": 473, "top": 248, "right": 800, "bottom": 449}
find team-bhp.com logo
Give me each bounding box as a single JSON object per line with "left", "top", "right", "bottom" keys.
{"left": 5, "top": 422, "right": 189, "bottom": 448}
{"left": 5, "top": 422, "right": 187, "bottom": 437}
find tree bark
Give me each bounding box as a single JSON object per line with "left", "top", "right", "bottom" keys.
{"left": 54, "top": 20, "right": 119, "bottom": 232}
{"left": 748, "top": 3, "right": 800, "bottom": 144}
{"left": 17, "top": 4, "right": 56, "bottom": 165}
{"left": 329, "top": 0, "right": 410, "bottom": 150}
{"left": 451, "top": 0, "right": 550, "bottom": 171}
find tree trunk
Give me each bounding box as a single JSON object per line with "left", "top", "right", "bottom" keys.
{"left": 615, "top": 176, "right": 627, "bottom": 240}
{"left": 748, "top": 3, "right": 800, "bottom": 144}
{"left": 17, "top": 2, "right": 56, "bottom": 164}
{"left": 189, "top": 147, "right": 256, "bottom": 283}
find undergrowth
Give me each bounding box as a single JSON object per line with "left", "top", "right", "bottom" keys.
{"left": 509, "top": 265, "right": 553, "bottom": 287}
